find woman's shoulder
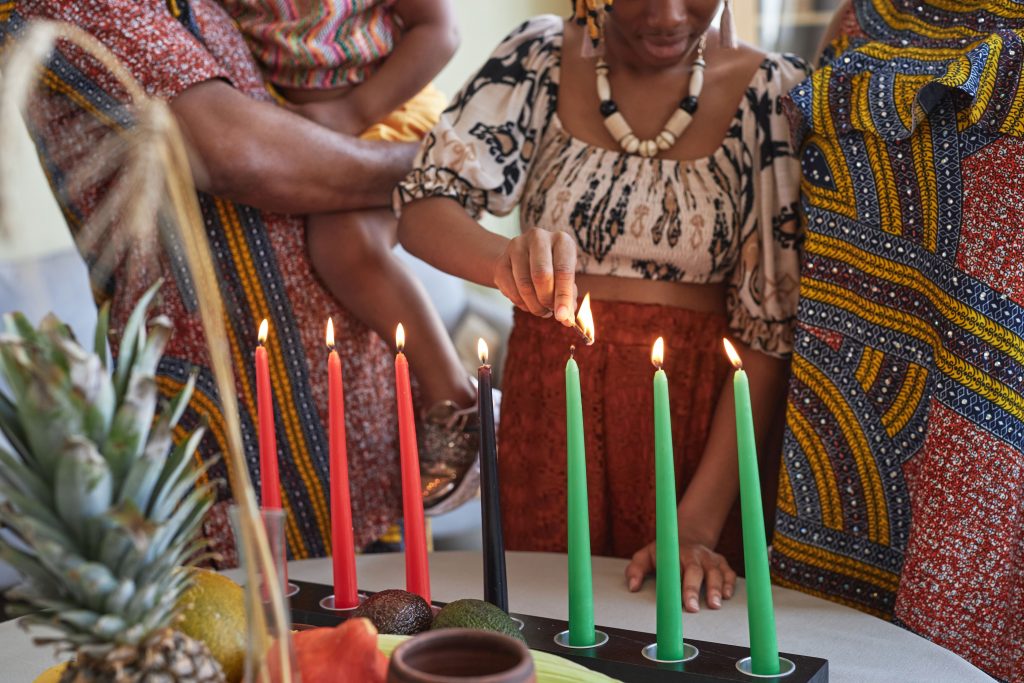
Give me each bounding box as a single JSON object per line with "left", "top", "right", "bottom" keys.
{"left": 748, "top": 51, "right": 813, "bottom": 92}
{"left": 492, "top": 14, "right": 564, "bottom": 58}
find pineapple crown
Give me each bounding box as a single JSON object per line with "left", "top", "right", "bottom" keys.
{"left": 0, "top": 283, "right": 215, "bottom": 654}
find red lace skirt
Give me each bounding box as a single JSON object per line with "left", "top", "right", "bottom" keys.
{"left": 498, "top": 300, "right": 744, "bottom": 566}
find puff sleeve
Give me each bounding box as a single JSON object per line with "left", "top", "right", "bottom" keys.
{"left": 727, "top": 54, "right": 811, "bottom": 357}
{"left": 394, "top": 15, "right": 562, "bottom": 219}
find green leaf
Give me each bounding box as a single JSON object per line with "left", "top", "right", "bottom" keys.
{"left": 112, "top": 281, "right": 161, "bottom": 402}
{"left": 55, "top": 438, "right": 114, "bottom": 538}
{"left": 164, "top": 369, "right": 197, "bottom": 429}
{"left": 0, "top": 443, "right": 53, "bottom": 507}
{"left": 150, "top": 426, "right": 205, "bottom": 519}
{"left": 93, "top": 303, "right": 110, "bottom": 370}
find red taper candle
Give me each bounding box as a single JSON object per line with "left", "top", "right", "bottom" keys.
{"left": 327, "top": 318, "right": 359, "bottom": 608}
{"left": 256, "top": 319, "right": 281, "bottom": 510}
{"left": 395, "top": 323, "right": 431, "bottom": 603}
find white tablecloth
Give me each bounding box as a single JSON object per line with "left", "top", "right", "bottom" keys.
{"left": 4, "top": 551, "right": 994, "bottom": 683}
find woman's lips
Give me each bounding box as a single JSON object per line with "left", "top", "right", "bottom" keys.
{"left": 640, "top": 36, "right": 691, "bottom": 61}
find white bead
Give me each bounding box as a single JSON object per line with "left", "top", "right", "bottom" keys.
{"left": 689, "top": 68, "right": 704, "bottom": 97}
{"left": 597, "top": 76, "right": 611, "bottom": 102}
{"left": 656, "top": 131, "right": 676, "bottom": 150}
{"left": 621, "top": 134, "right": 640, "bottom": 154}
{"left": 665, "top": 109, "right": 693, "bottom": 137}
{"left": 642, "top": 140, "right": 659, "bottom": 157}
{"left": 604, "top": 112, "right": 632, "bottom": 141}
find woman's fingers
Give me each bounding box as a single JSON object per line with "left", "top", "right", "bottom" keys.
{"left": 493, "top": 229, "right": 578, "bottom": 322}
{"left": 551, "top": 232, "right": 578, "bottom": 326}
{"left": 704, "top": 562, "right": 724, "bottom": 609}
{"left": 681, "top": 560, "right": 704, "bottom": 613}
{"left": 508, "top": 232, "right": 551, "bottom": 317}
{"left": 722, "top": 563, "right": 738, "bottom": 600}
{"left": 493, "top": 256, "right": 527, "bottom": 311}
{"left": 624, "top": 543, "right": 656, "bottom": 592}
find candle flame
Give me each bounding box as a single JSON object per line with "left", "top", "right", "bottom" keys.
{"left": 258, "top": 319, "right": 268, "bottom": 345}
{"left": 396, "top": 323, "right": 405, "bottom": 352}
{"left": 723, "top": 338, "right": 743, "bottom": 369}
{"left": 575, "top": 293, "right": 595, "bottom": 345}
{"left": 652, "top": 337, "right": 664, "bottom": 368}
{"left": 325, "top": 317, "right": 335, "bottom": 349}
{"left": 478, "top": 338, "right": 489, "bottom": 365}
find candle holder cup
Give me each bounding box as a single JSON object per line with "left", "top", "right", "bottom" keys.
{"left": 318, "top": 592, "right": 366, "bottom": 612}
{"left": 553, "top": 629, "right": 609, "bottom": 649}
{"left": 735, "top": 656, "right": 796, "bottom": 679}
{"left": 642, "top": 642, "right": 699, "bottom": 663}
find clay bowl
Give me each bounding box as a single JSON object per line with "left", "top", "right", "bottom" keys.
{"left": 387, "top": 628, "right": 536, "bottom": 683}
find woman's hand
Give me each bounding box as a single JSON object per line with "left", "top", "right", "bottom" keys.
{"left": 492, "top": 228, "right": 578, "bottom": 325}
{"left": 624, "top": 538, "right": 737, "bottom": 612}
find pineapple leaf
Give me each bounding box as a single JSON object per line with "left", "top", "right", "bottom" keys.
{"left": 102, "top": 376, "right": 158, "bottom": 485}
{"left": 165, "top": 368, "right": 197, "bottom": 429}
{"left": 94, "top": 614, "right": 128, "bottom": 641}
{"left": 0, "top": 443, "right": 53, "bottom": 507}
{"left": 55, "top": 437, "right": 114, "bottom": 539}
{"left": 118, "top": 415, "right": 172, "bottom": 512}
{"left": 112, "top": 281, "right": 161, "bottom": 401}
{"left": 93, "top": 302, "right": 110, "bottom": 370}
{"left": 149, "top": 426, "right": 205, "bottom": 519}
{"left": 103, "top": 578, "right": 137, "bottom": 616}
{"left": 0, "top": 390, "right": 32, "bottom": 464}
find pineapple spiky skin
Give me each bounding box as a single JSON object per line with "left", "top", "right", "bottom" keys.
{"left": 0, "top": 283, "right": 224, "bottom": 682}
{"left": 59, "top": 629, "right": 224, "bottom": 683}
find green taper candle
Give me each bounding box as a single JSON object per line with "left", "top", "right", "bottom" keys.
{"left": 566, "top": 294, "right": 595, "bottom": 646}
{"left": 724, "top": 338, "right": 779, "bottom": 675}
{"left": 652, "top": 337, "right": 684, "bottom": 660}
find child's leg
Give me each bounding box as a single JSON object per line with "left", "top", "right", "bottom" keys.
{"left": 307, "top": 209, "right": 475, "bottom": 410}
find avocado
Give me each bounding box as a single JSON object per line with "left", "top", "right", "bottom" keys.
{"left": 354, "top": 589, "right": 433, "bottom": 635}
{"left": 431, "top": 598, "right": 526, "bottom": 642}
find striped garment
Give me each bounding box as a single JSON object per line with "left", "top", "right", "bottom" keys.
{"left": 221, "top": 0, "right": 399, "bottom": 89}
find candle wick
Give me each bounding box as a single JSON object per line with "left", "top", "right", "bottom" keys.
{"left": 569, "top": 345, "right": 576, "bottom": 359}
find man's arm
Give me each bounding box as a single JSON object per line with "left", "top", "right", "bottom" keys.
{"left": 171, "top": 80, "right": 418, "bottom": 213}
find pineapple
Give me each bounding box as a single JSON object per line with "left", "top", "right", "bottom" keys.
{"left": 0, "top": 285, "right": 225, "bottom": 682}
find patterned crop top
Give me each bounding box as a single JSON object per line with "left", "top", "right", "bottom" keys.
{"left": 396, "top": 15, "right": 811, "bottom": 356}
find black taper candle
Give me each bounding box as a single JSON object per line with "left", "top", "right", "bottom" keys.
{"left": 477, "top": 340, "right": 508, "bottom": 611}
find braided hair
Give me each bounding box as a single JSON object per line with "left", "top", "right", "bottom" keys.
{"left": 572, "top": 0, "right": 614, "bottom": 47}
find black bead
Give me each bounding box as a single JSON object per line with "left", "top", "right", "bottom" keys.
{"left": 679, "top": 95, "right": 699, "bottom": 114}
{"left": 599, "top": 99, "right": 618, "bottom": 117}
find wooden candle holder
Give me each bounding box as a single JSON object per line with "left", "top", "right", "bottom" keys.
{"left": 288, "top": 580, "right": 829, "bottom": 683}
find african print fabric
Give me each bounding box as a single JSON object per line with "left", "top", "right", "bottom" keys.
{"left": 221, "top": 0, "right": 398, "bottom": 89}
{"left": 773, "top": 0, "right": 1024, "bottom": 679}
{"left": 1, "top": 0, "right": 403, "bottom": 567}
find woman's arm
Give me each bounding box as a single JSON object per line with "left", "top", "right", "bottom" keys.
{"left": 399, "top": 197, "right": 579, "bottom": 324}
{"left": 170, "top": 80, "right": 418, "bottom": 213}
{"left": 625, "top": 343, "right": 790, "bottom": 611}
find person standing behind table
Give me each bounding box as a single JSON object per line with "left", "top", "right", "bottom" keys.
{"left": 4, "top": 0, "right": 420, "bottom": 566}
{"left": 397, "top": 1, "right": 810, "bottom": 611}
{"left": 773, "top": 0, "right": 1024, "bottom": 679}
{"left": 220, "top": 0, "right": 484, "bottom": 513}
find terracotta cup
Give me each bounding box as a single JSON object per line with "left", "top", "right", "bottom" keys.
{"left": 387, "top": 628, "right": 537, "bottom": 683}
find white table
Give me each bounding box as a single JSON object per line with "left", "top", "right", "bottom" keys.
{"left": 3, "top": 551, "right": 994, "bottom": 683}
